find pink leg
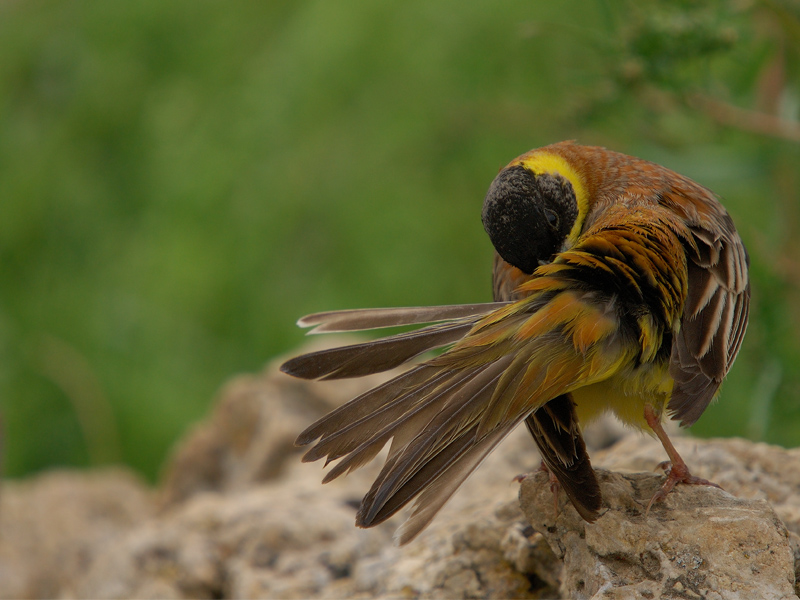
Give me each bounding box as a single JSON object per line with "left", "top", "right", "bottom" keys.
{"left": 513, "top": 460, "right": 561, "bottom": 517}
{"left": 643, "top": 405, "right": 721, "bottom": 513}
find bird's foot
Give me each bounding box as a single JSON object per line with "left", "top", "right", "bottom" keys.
{"left": 646, "top": 459, "right": 722, "bottom": 514}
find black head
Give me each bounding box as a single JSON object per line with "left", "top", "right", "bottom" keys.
{"left": 481, "top": 165, "right": 578, "bottom": 274}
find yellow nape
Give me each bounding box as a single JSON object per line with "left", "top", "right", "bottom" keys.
{"left": 513, "top": 151, "right": 589, "bottom": 246}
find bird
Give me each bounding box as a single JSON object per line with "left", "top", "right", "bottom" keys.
{"left": 280, "top": 141, "right": 750, "bottom": 544}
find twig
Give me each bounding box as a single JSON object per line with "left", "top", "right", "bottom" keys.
{"left": 687, "top": 92, "right": 800, "bottom": 143}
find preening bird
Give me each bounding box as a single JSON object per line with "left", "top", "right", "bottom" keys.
{"left": 281, "top": 141, "right": 750, "bottom": 544}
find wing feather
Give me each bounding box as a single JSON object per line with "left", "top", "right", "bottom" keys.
{"left": 314, "top": 367, "right": 491, "bottom": 479}
{"left": 296, "top": 365, "right": 432, "bottom": 446}
{"left": 280, "top": 321, "right": 473, "bottom": 380}
{"left": 392, "top": 425, "right": 513, "bottom": 545}
{"left": 355, "top": 360, "right": 509, "bottom": 528}
{"left": 299, "top": 302, "right": 510, "bottom": 333}
{"left": 668, "top": 217, "right": 750, "bottom": 426}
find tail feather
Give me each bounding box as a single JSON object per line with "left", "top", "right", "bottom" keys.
{"left": 525, "top": 396, "right": 601, "bottom": 522}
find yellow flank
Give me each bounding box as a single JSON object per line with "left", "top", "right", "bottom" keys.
{"left": 571, "top": 363, "right": 673, "bottom": 430}
{"left": 515, "top": 151, "right": 589, "bottom": 246}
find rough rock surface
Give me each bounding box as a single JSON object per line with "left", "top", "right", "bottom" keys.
{"left": 1, "top": 348, "right": 799, "bottom": 599}
{"left": 521, "top": 468, "right": 796, "bottom": 599}
{"left": 158, "top": 338, "right": 392, "bottom": 507}
{"left": 0, "top": 469, "right": 153, "bottom": 599}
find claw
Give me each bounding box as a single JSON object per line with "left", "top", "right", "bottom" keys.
{"left": 548, "top": 472, "right": 561, "bottom": 517}
{"left": 536, "top": 460, "right": 561, "bottom": 518}
{"left": 646, "top": 460, "right": 723, "bottom": 514}
{"left": 514, "top": 461, "right": 561, "bottom": 518}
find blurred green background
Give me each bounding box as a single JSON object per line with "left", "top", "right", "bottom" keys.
{"left": 1, "top": 0, "right": 798, "bottom": 483}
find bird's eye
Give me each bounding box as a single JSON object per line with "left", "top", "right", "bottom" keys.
{"left": 545, "top": 209, "right": 559, "bottom": 228}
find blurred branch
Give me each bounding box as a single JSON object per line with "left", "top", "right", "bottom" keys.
{"left": 759, "top": 0, "right": 800, "bottom": 45}
{"left": 35, "top": 336, "right": 121, "bottom": 466}
{"left": 686, "top": 92, "right": 800, "bottom": 143}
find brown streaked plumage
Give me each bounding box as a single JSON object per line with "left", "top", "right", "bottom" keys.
{"left": 281, "top": 142, "right": 750, "bottom": 544}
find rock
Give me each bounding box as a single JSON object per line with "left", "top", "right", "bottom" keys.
{"left": 0, "top": 469, "right": 153, "bottom": 599}
{"left": 1, "top": 345, "right": 799, "bottom": 598}
{"left": 520, "top": 438, "right": 800, "bottom": 600}
{"left": 158, "top": 343, "right": 396, "bottom": 507}
{"left": 64, "top": 456, "right": 538, "bottom": 599}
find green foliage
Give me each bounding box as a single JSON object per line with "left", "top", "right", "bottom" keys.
{"left": 1, "top": 0, "right": 798, "bottom": 481}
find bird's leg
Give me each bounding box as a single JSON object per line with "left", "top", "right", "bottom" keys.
{"left": 513, "top": 460, "right": 561, "bottom": 517}
{"left": 644, "top": 404, "right": 721, "bottom": 514}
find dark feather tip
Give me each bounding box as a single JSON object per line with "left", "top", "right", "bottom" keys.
{"left": 280, "top": 352, "right": 325, "bottom": 379}
{"left": 295, "top": 430, "right": 317, "bottom": 448}
{"left": 279, "top": 356, "right": 300, "bottom": 375}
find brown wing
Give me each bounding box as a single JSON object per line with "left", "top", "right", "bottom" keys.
{"left": 661, "top": 190, "right": 751, "bottom": 426}
{"left": 281, "top": 303, "right": 508, "bottom": 380}
{"left": 524, "top": 395, "right": 601, "bottom": 522}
